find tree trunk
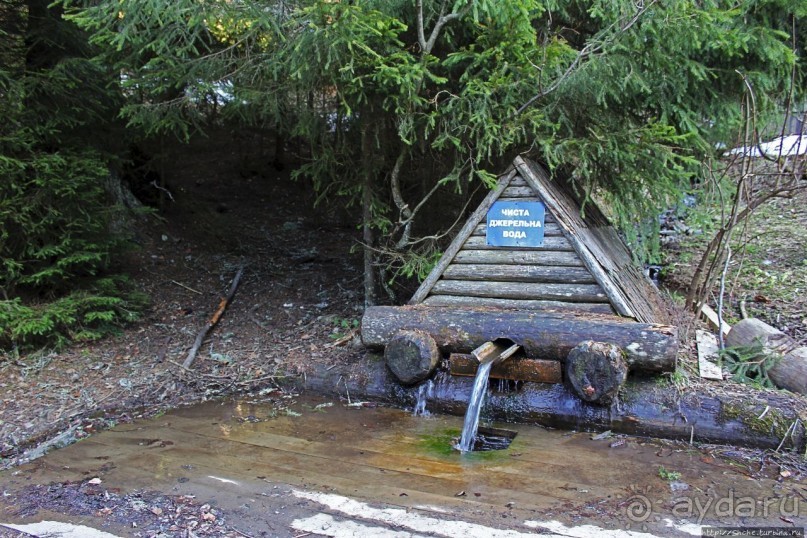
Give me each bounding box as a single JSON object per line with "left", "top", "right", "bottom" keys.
{"left": 361, "top": 306, "right": 677, "bottom": 373}
{"left": 361, "top": 124, "right": 377, "bottom": 308}
{"left": 725, "top": 318, "right": 807, "bottom": 395}
{"left": 384, "top": 330, "right": 440, "bottom": 385}
{"left": 565, "top": 341, "right": 627, "bottom": 405}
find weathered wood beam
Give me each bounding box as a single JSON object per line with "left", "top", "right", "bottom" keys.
{"left": 422, "top": 295, "right": 615, "bottom": 314}
{"left": 453, "top": 250, "right": 584, "bottom": 266}
{"left": 449, "top": 353, "right": 562, "bottom": 383}
{"left": 502, "top": 186, "right": 539, "bottom": 198}
{"left": 431, "top": 280, "right": 609, "bottom": 303}
{"left": 362, "top": 306, "right": 677, "bottom": 372}
{"left": 462, "top": 236, "right": 574, "bottom": 251}
{"left": 473, "top": 223, "right": 562, "bottom": 237}
{"left": 442, "top": 264, "right": 597, "bottom": 284}
{"left": 293, "top": 360, "right": 806, "bottom": 451}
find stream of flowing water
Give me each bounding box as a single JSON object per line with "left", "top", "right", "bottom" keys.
{"left": 455, "top": 360, "right": 495, "bottom": 452}
{"left": 412, "top": 379, "right": 434, "bottom": 416}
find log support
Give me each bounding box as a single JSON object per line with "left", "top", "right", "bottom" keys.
{"left": 384, "top": 330, "right": 440, "bottom": 385}
{"left": 565, "top": 341, "right": 627, "bottom": 405}
{"left": 362, "top": 305, "right": 677, "bottom": 373}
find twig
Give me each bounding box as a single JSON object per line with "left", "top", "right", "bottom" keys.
{"left": 168, "top": 359, "right": 194, "bottom": 372}
{"left": 171, "top": 280, "right": 203, "bottom": 295}
{"left": 717, "top": 246, "right": 732, "bottom": 350}
{"left": 775, "top": 420, "right": 798, "bottom": 452}
{"left": 182, "top": 265, "right": 245, "bottom": 369}
{"left": 150, "top": 179, "right": 175, "bottom": 202}
{"left": 757, "top": 406, "right": 770, "bottom": 420}
{"left": 327, "top": 329, "right": 358, "bottom": 348}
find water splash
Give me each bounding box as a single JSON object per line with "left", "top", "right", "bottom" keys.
{"left": 413, "top": 379, "right": 434, "bottom": 417}
{"left": 455, "top": 341, "right": 520, "bottom": 452}
{"left": 455, "top": 360, "right": 495, "bottom": 452}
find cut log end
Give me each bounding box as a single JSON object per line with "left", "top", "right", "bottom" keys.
{"left": 565, "top": 341, "right": 627, "bottom": 405}
{"left": 384, "top": 330, "right": 441, "bottom": 385}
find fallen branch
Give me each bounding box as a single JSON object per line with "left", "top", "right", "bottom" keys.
{"left": 171, "top": 280, "right": 203, "bottom": 295}
{"left": 182, "top": 266, "right": 245, "bottom": 369}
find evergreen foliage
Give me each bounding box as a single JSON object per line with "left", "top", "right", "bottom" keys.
{"left": 62, "top": 0, "right": 805, "bottom": 276}
{"left": 0, "top": 1, "right": 146, "bottom": 350}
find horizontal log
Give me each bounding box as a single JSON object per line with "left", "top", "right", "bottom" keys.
{"left": 502, "top": 186, "right": 539, "bottom": 198}
{"left": 432, "top": 280, "right": 609, "bottom": 303}
{"left": 422, "top": 295, "right": 615, "bottom": 314}
{"left": 293, "top": 360, "right": 806, "bottom": 450}
{"left": 453, "top": 250, "right": 584, "bottom": 267}
{"left": 443, "top": 264, "right": 597, "bottom": 284}
{"left": 462, "top": 236, "right": 574, "bottom": 251}
{"left": 498, "top": 197, "right": 541, "bottom": 203}
{"left": 474, "top": 222, "right": 561, "bottom": 237}
{"left": 362, "top": 306, "right": 677, "bottom": 372}
{"left": 508, "top": 175, "right": 528, "bottom": 187}
{"left": 449, "top": 353, "right": 562, "bottom": 383}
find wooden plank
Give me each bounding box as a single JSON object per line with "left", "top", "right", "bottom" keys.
{"left": 432, "top": 279, "right": 610, "bottom": 303}
{"left": 473, "top": 222, "right": 562, "bottom": 237}
{"left": 696, "top": 330, "right": 723, "bottom": 380}
{"left": 509, "top": 174, "right": 528, "bottom": 187}
{"left": 497, "top": 197, "right": 541, "bottom": 203}
{"left": 453, "top": 249, "right": 584, "bottom": 266}
{"left": 502, "top": 186, "right": 538, "bottom": 198}
{"left": 408, "top": 169, "right": 517, "bottom": 304}
{"left": 449, "top": 353, "right": 562, "bottom": 383}
{"left": 443, "top": 264, "right": 597, "bottom": 284}
{"left": 461, "top": 235, "right": 574, "bottom": 251}
{"left": 422, "top": 295, "right": 615, "bottom": 313}
{"left": 699, "top": 303, "right": 731, "bottom": 336}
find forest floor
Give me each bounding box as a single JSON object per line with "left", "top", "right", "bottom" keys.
{"left": 1, "top": 132, "right": 806, "bottom": 472}
{"left": 0, "top": 131, "right": 368, "bottom": 470}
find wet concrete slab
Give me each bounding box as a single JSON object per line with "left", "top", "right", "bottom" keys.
{"left": 0, "top": 393, "right": 805, "bottom": 537}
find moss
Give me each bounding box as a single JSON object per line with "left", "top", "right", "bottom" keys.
{"left": 416, "top": 428, "right": 513, "bottom": 461}
{"left": 719, "top": 402, "right": 791, "bottom": 439}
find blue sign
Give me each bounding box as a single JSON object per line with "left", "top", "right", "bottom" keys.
{"left": 486, "top": 201, "right": 545, "bottom": 247}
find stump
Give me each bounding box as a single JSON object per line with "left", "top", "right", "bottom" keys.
{"left": 384, "top": 330, "right": 441, "bottom": 385}
{"left": 565, "top": 341, "right": 627, "bottom": 405}
{"left": 725, "top": 318, "right": 807, "bottom": 395}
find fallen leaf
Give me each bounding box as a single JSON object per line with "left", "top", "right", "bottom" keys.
{"left": 455, "top": 491, "right": 466, "bottom": 497}
{"left": 151, "top": 507, "right": 163, "bottom": 516}
{"left": 781, "top": 470, "right": 792, "bottom": 478}
{"left": 87, "top": 477, "right": 102, "bottom": 485}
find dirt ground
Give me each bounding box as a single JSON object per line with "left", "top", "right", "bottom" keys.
{"left": 0, "top": 132, "right": 367, "bottom": 469}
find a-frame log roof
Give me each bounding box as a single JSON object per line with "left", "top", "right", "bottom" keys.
{"left": 409, "top": 156, "right": 670, "bottom": 325}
